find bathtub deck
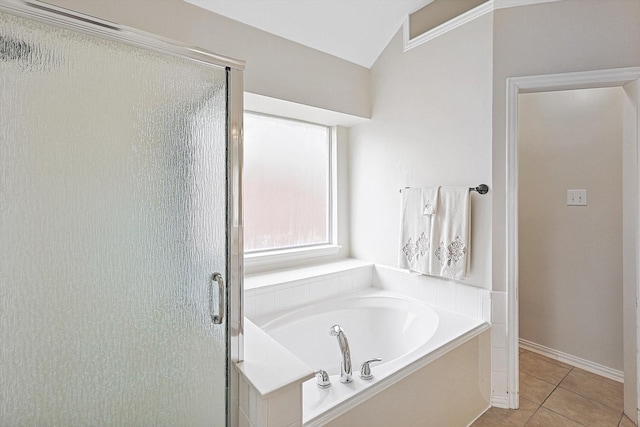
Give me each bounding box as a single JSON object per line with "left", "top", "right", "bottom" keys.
{"left": 245, "top": 287, "right": 492, "bottom": 427}
{"left": 236, "top": 320, "right": 314, "bottom": 398}
{"left": 258, "top": 290, "right": 491, "bottom": 426}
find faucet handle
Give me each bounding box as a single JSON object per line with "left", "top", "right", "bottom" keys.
{"left": 314, "top": 369, "right": 331, "bottom": 388}
{"left": 360, "top": 358, "right": 382, "bottom": 380}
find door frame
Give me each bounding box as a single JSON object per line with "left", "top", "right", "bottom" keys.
{"left": 0, "top": 1, "right": 245, "bottom": 425}
{"left": 227, "top": 66, "right": 245, "bottom": 427}
{"left": 505, "top": 67, "right": 640, "bottom": 418}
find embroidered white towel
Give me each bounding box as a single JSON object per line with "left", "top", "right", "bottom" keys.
{"left": 429, "top": 186, "right": 470, "bottom": 280}
{"left": 398, "top": 187, "right": 437, "bottom": 274}
{"left": 422, "top": 186, "right": 439, "bottom": 215}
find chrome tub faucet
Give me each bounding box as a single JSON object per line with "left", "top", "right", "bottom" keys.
{"left": 329, "top": 324, "right": 352, "bottom": 383}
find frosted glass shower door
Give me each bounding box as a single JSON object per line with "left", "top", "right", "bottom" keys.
{"left": 0, "top": 6, "right": 236, "bottom": 426}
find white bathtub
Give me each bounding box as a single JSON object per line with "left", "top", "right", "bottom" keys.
{"left": 252, "top": 289, "right": 490, "bottom": 426}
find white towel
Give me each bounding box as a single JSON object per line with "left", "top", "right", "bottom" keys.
{"left": 398, "top": 187, "right": 437, "bottom": 274}
{"left": 429, "top": 187, "right": 470, "bottom": 280}
{"left": 422, "top": 186, "right": 439, "bottom": 215}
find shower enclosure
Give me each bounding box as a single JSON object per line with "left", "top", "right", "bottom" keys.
{"left": 0, "top": 1, "right": 243, "bottom": 425}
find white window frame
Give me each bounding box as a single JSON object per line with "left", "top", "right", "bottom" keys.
{"left": 243, "top": 114, "right": 340, "bottom": 271}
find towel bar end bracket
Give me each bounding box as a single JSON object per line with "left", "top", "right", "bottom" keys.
{"left": 474, "top": 184, "right": 489, "bottom": 195}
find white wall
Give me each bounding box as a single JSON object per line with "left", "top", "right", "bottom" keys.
{"left": 490, "top": 0, "right": 640, "bottom": 409}
{"left": 42, "top": 0, "right": 371, "bottom": 119}
{"left": 518, "top": 87, "right": 624, "bottom": 371}
{"left": 348, "top": 13, "right": 493, "bottom": 289}
{"left": 491, "top": 0, "right": 640, "bottom": 294}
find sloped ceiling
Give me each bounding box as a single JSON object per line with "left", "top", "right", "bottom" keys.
{"left": 185, "top": 0, "right": 434, "bottom": 68}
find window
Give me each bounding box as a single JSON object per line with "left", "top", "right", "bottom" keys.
{"left": 243, "top": 112, "right": 334, "bottom": 257}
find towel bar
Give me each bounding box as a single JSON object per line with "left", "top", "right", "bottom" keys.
{"left": 400, "top": 184, "right": 489, "bottom": 194}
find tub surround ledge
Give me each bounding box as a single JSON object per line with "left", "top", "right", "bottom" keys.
{"left": 236, "top": 319, "right": 313, "bottom": 427}
{"left": 244, "top": 259, "right": 375, "bottom": 319}
{"left": 244, "top": 258, "right": 374, "bottom": 291}
{"left": 236, "top": 319, "right": 313, "bottom": 398}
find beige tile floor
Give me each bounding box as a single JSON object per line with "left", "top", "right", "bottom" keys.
{"left": 471, "top": 349, "right": 636, "bottom": 427}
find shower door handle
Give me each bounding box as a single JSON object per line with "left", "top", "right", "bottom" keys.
{"left": 210, "top": 273, "right": 225, "bottom": 324}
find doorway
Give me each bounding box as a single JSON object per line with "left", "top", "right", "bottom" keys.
{"left": 518, "top": 87, "right": 624, "bottom": 377}
{"left": 505, "top": 68, "right": 640, "bottom": 422}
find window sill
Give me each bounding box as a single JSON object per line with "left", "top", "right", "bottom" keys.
{"left": 244, "top": 258, "right": 372, "bottom": 291}
{"left": 244, "top": 244, "right": 342, "bottom": 272}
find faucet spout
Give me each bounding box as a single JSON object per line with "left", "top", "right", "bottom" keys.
{"left": 329, "top": 325, "right": 352, "bottom": 383}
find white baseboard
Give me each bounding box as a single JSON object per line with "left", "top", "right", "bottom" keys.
{"left": 519, "top": 339, "right": 624, "bottom": 383}
{"left": 490, "top": 395, "right": 509, "bottom": 408}
{"left": 466, "top": 404, "right": 491, "bottom": 427}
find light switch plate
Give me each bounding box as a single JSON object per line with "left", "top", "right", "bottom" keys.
{"left": 567, "top": 189, "right": 587, "bottom": 206}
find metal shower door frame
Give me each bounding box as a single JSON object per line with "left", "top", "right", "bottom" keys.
{"left": 0, "top": 1, "right": 245, "bottom": 425}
